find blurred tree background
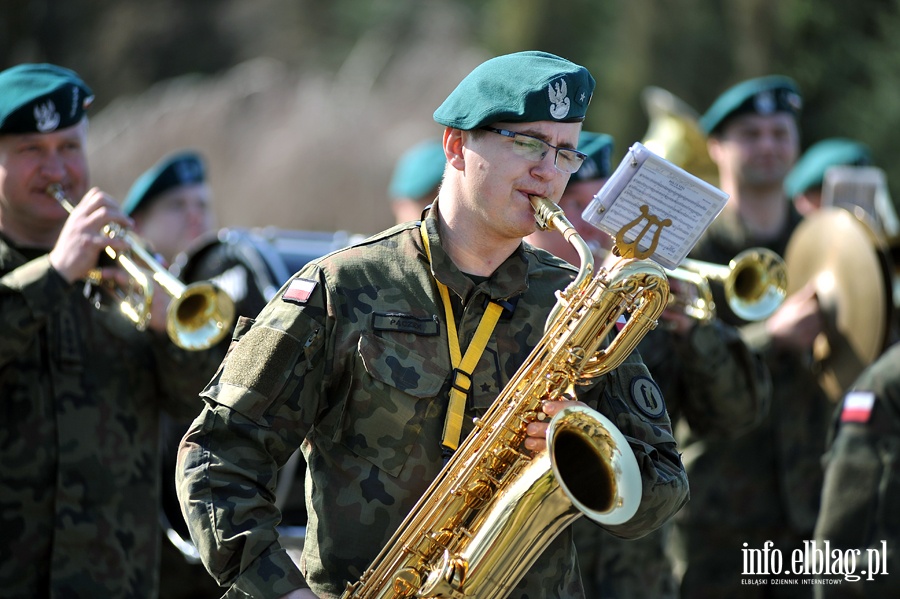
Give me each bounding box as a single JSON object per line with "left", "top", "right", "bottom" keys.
{"left": 3, "top": 0, "right": 898, "bottom": 235}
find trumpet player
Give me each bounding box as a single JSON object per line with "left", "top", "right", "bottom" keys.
{"left": 176, "top": 51, "right": 689, "bottom": 599}
{"left": 0, "top": 63, "right": 219, "bottom": 598}
{"left": 527, "top": 130, "right": 771, "bottom": 599}
{"left": 673, "top": 75, "right": 828, "bottom": 598}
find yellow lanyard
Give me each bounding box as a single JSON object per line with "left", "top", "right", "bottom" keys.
{"left": 420, "top": 221, "right": 503, "bottom": 451}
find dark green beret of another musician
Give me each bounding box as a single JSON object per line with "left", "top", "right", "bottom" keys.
{"left": 389, "top": 139, "right": 447, "bottom": 201}
{"left": 783, "top": 138, "right": 872, "bottom": 198}
{"left": 0, "top": 63, "right": 94, "bottom": 134}
{"left": 700, "top": 75, "right": 802, "bottom": 135}
{"left": 433, "top": 51, "right": 596, "bottom": 130}
{"left": 123, "top": 151, "right": 207, "bottom": 216}
{"left": 570, "top": 131, "right": 614, "bottom": 182}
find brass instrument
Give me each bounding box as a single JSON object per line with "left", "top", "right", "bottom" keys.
{"left": 47, "top": 184, "right": 235, "bottom": 351}
{"left": 667, "top": 248, "right": 788, "bottom": 322}
{"left": 784, "top": 207, "right": 894, "bottom": 401}
{"left": 342, "top": 197, "right": 669, "bottom": 599}
{"left": 640, "top": 86, "right": 718, "bottom": 185}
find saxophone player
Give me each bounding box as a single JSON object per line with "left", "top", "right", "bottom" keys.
{"left": 177, "top": 51, "right": 689, "bottom": 599}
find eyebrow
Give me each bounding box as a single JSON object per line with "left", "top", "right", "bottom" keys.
{"left": 514, "top": 127, "right": 578, "bottom": 150}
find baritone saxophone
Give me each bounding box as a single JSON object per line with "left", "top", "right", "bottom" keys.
{"left": 341, "top": 196, "right": 670, "bottom": 599}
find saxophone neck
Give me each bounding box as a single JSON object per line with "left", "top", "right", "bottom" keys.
{"left": 530, "top": 196, "right": 594, "bottom": 289}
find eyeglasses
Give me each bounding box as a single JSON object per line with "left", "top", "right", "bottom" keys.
{"left": 481, "top": 127, "right": 587, "bottom": 174}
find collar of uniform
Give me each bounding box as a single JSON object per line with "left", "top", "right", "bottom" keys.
{"left": 420, "top": 203, "right": 531, "bottom": 302}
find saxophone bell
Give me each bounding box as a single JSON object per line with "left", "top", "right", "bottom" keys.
{"left": 341, "top": 197, "right": 667, "bottom": 599}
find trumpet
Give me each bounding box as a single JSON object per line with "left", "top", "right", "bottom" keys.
{"left": 47, "top": 185, "right": 235, "bottom": 351}
{"left": 667, "top": 248, "right": 788, "bottom": 322}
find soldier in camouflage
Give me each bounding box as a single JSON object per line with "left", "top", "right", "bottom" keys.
{"left": 813, "top": 342, "right": 900, "bottom": 597}
{"left": 177, "top": 51, "right": 690, "bottom": 599}
{"left": 672, "top": 75, "right": 828, "bottom": 598}
{"left": 0, "top": 64, "right": 219, "bottom": 597}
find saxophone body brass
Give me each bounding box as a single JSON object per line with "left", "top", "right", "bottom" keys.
{"left": 341, "top": 197, "right": 669, "bottom": 598}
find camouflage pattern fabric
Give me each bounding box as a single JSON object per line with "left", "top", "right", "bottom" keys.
{"left": 576, "top": 312, "right": 771, "bottom": 598}
{"left": 813, "top": 342, "right": 900, "bottom": 598}
{"left": 671, "top": 203, "right": 831, "bottom": 598}
{"left": 177, "top": 205, "right": 690, "bottom": 599}
{"left": 583, "top": 315, "right": 771, "bottom": 597}
{"left": 0, "top": 233, "right": 219, "bottom": 598}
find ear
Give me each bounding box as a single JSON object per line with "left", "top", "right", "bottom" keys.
{"left": 443, "top": 127, "right": 466, "bottom": 171}
{"left": 706, "top": 137, "right": 724, "bottom": 165}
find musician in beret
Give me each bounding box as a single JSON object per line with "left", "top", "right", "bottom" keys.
{"left": 0, "top": 63, "right": 218, "bottom": 597}
{"left": 673, "top": 74, "right": 830, "bottom": 598}
{"left": 526, "top": 130, "right": 770, "bottom": 599}
{"left": 177, "top": 51, "right": 689, "bottom": 599}
{"left": 124, "top": 149, "right": 215, "bottom": 265}
{"left": 784, "top": 137, "right": 872, "bottom": 216}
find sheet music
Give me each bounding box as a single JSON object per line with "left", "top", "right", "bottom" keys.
{"left": 582, "top": 142, "right": 728, "bottom": 269}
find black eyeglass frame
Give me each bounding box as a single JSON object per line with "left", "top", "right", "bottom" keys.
{"left": 480, "top": 126, "right": 588, "bottom": 174}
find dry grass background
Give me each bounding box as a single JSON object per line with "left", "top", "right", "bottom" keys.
{"left": 86, "top": 3, "right": 485, "bottom": 238}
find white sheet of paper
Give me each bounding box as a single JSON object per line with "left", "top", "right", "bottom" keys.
{"left": 582, "top": 142, "right": 728, "bottom": 269}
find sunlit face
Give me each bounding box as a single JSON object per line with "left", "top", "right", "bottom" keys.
{"left": 0, "top": 120, "right": 89, "bottom": 245}
{"left": 132, "top": 183, "right": 214, "bottom": 263}
{"left": 709, "top": 112, "right": 800, "bottom": 189}
{"left": 457, "top": 120, "right": 582, "bottom": 241}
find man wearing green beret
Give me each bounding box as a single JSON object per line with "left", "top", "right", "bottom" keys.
{"left": 673, "top": 75, "right": 830, "bottom": 598}
{"left": 176, "top": 50, "right": 688, "bottom": 599}
{"left": 124, "top": 150, "right": 216, "bottom": 265}
{"left": 0, "top": 63, "right": 219, "bottom": 597}
{"left": 784, "top": 138, "right": 872, "bottom": 217}
{"left": 388, "top": 138, "right": 447, "bottom": 225}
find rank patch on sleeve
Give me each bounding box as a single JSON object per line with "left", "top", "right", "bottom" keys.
{"left": 283, "top": 278, "right": 317, "bottom": 304}
{"left": 840, "top": 390, "right": 875, "bottom": 423}
{"left": 630, "top": 375, "right": 666, "bottom": 419}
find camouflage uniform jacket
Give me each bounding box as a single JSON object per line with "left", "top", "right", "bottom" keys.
{"left": 813, "top": 342, "right": 900, "bottom": 597}
{"left": 679, "top": 202, "right": 830, "bottom": 534}
{"left": 177, "top": 207, "right": 689, "bottom": 599}
{"left": 0, "top": 234, "right": 218, "bottom": 598}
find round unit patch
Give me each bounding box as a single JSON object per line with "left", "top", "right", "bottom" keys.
{"left": 630, "top": 376, "right": 666, "bottom": 419}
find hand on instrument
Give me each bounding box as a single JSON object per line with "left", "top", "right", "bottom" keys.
{"left": 765, "top": 282, "right": 822, "bottom": 352}
{"left": 103, "top": 268, "right": 173, "bottom": 336}
{"left": 659, "top": 278, "right": 699, "bottom": 337}
{"left": 49, "top": 187, "right": 133, "bottom": 284}
{"left": 524, "top": 399, "right": 586, "bottom": 453}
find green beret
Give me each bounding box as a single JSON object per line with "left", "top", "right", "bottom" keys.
{"left": 123, "top": 151, "right": 207, "bottom": 215}
{"left": 434, "top": 51, "right": 595, "bottom": 130}
{"left": 388, "top": 139, "right": 446, "bottom": 201}
{"left": 0, "top": 63, "right": 94, "bottom": 134}
{"left": 783, "top": 138, "right": 872, "bottom": 198}
{"left": 570, "top": 131, "right": 614, "bottom": 182}
{"left": 700, "top": 75, "right": 802, "bottom": 135}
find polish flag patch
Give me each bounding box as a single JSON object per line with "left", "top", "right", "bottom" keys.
{"left": 840, "top": 390, "right": 876, "bottom": 423}
{"left": 283, "top": 278, "right": 317, "bottom": 304}
{"left": 615, "top": 315, "right": 627, "bottom": 331}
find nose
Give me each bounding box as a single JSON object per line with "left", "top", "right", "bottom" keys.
{"left": 531, "top": 149, "right": 561, "bottom": 179}
{"left": 40, "top": 150, "right": 67, "bottom": 180}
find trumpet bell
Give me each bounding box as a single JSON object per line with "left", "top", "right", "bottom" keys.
{"left": 727, "top": 248, "right": 789, "bottom": 321}
{"left": 166, "top": 282, "right": 236, "bottom": 351}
